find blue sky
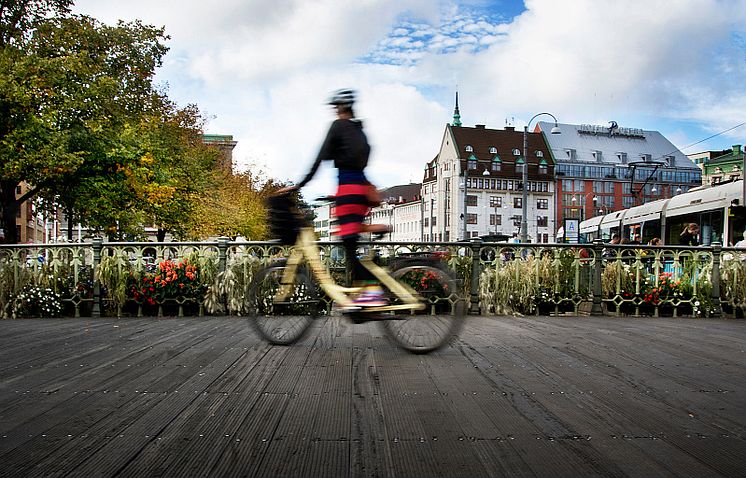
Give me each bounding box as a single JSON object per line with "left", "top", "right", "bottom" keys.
{"left": 73, "top": 0, "right": 746, "bottom": 199}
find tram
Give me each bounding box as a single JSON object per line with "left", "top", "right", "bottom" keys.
{"left": 580, "top": 179, "right": 745, "bottom": 246}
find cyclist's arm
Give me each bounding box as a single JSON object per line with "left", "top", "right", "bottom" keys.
{"left": 296, "top": 121, "right": 339, "bottom": 189}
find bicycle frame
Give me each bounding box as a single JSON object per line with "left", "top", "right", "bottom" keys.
{"left": 276, "top": 228, "right": 425, "bottom": 312}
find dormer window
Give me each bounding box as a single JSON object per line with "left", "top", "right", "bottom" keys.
{"left": 641, "top": 153, "right": 652, "bottom": 162}
{"left": 539, "top": 159, "right": 548, "bottom": 174}
{"left": 491, "top": 154, "right": 502, "bottom": 172}
{"left": 465, "top": 145, "right": 473, "bottom": 152}
{"left": 515, "top": 157, "right": 525, "bottom": 174}
{"left": 592, "top": 150, "right": 602, "bottom": 162}
{"left": 467, "top": 153, "right": 477, "bottom": 170}
{"left": 617, "top": 152, "right": 628, "bottom": 164}
{"left": 489, "top": 147, "right": 497, "bottom": 154}
{"left": 535, "top": 151, "right": 544, "bottom": 158}
{"left": 565, "top": 148, "right": 577, "bottom": 160}
{"left": 512, "top": 148, "right": 521, "bottom": 156}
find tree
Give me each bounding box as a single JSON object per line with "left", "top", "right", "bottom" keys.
{"left": 188, "top": 170, "right": 279, "bottom": 240}
{"left": 70, "top": 101, "right": 221, "bottom": 241}
{"left": 0, "top": 0, "right": 72, "bottom": 46}
{"left": 0, "top": 7, "right": 169, "bottom": 242}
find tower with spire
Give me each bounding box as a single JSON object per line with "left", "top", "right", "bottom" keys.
{"left": 452, "top": 91, "right": 462, "bottom": 127}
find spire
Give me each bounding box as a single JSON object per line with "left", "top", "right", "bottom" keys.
{"left": 452, "top": 91, "right": 462, "bottom": 127}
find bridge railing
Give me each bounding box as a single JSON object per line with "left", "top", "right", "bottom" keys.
{"left": 0, "top": 239, "right": 744, "bottom": 318}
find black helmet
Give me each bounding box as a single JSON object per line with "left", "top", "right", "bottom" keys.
{"left": 328, "top": 89, "right": 356, "bottom": 106}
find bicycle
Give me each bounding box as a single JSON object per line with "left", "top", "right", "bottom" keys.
{"left": 247, "top": 193, "right": 465, "bottom": 353}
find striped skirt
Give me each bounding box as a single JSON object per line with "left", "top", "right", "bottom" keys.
{"left": 333, "top": 170, "right": 371, "bottom": 239}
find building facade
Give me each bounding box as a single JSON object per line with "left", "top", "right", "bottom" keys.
{"left": 423, "top": 123, "right": 556, "bottom": 242}
{"left": 537, "top": 121, "right": 702, "bottom": 232}
{"left": 203, "top": 134, "right": 238, "bottom": 173}
{"left": 700, "top": 145, "right": 743, "bottom": 186}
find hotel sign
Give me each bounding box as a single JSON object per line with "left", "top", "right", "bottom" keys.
{"left": 578, "top": 122, "right": 645, "bottom": 138}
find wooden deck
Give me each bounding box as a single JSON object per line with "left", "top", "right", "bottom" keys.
{"left": 0, "top": 315, "right": 745, "bottom": 477}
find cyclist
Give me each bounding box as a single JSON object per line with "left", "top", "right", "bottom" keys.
{"left": 278, "top": 89, "right": 385, "bottom": 309}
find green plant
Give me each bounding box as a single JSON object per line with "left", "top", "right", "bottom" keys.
{"left": 602, "top": 261, "right": 636, "bottom": 300}
{"left": 95, "top": 256, "right": 133, "bottom": 312}
{"left": 479, "top": 257, "right": 539, "bottom": 315}
{"left": 11, "top": 284, "right": 63, "bottom": 318}
{"left": 398, "top": 268, "right": 447, "bottom": 295}
{"left": 203, "top": 254, "right": 262, "bottom": 314}
{"left": 128, "top": 258, "right": 206, "bottom": 307}
{"left": 721, "top": 258, "right": 746, "bottom": 315}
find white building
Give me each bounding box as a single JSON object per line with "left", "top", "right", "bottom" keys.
{"left": 422, "top": 121, "right": 556, "bottom": 243}
{"left": 312, "top": 201, "right": 334, "bottom": 241}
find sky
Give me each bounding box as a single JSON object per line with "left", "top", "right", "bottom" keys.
{"left": 72, "top": 0, "right": 746, "bottom": 200}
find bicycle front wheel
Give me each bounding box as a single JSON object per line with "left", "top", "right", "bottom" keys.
{"left": 382, "top": 262, "right": 466, "bottom": 353}
{"left": 247, "top": 264, "right": 319, "bottom": 345}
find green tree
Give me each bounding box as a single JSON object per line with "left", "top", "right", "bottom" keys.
{"left": 71, "top": 101, "right": 221, "bottom": 241}
{"left": 0, "top": 5, "right": 168, "bottom": 243}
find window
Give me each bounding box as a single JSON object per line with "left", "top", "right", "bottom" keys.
{"left": 431, "top": 216, "right": 436, "bottom": 226}
{"left": 489, "top": 196, "right": 502, "bottom": 207}
{"left": 537, "top": 199, "right": 548, "bottom": 209}
{"left": 491, "top": 154, "right": 502, "bottom": 171}
{"left": 466, "top": 195, "right": 477, "bottom": 206}
{"left": 423, "top": 217, "right": 429, "bottom": 227}
{"left": 489, "top": 147, "right": 497, "bottom": 154}
{"left": 465, "top": 145, "right": 473, "bottom": 152}
{"left": 468, "top": 154, "right": 477, "bottom": 170}
{"left": 512, "top": 148, "right": 521, "bottom": 156}
{"left": 466, "top": 213, "right": 478, "bottom": 224}
{"left": 539, "top": 159, "right": 548, "bottom": 174}
{"left": 515, "top": 158, "right": 525, "bottom": 174}
{"left": 490, "top": 214, "right": 502, "bottom": 225}
{"left": 537, "top": 216, "right": 548, "bottom": 227}
{"left": 535, "top": 151, "right": 543, "bottom": 158}
{"left": 513, "top": 197, "right": 522, "bottom": 208}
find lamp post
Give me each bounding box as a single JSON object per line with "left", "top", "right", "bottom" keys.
{"left": 572, "top": 193, "right": 599, "bottom": 221}
{"left": 522, "top": 113, "right": 561, "bottom": 242}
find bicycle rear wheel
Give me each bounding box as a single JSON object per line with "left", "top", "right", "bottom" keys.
{"left": 382, "top": 262, "right": 466, "bottom": 353}
{"left": 247, "top": 264, "right": 319, "bottom": 345}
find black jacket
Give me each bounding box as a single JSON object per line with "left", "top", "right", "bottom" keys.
{"left": 296, "top": 119, "right": 370, "bottom": 188}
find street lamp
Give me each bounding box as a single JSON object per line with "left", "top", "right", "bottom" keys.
{"left": 522, "top": 113, "right": 561, "bottom": 242}
{"left": 462, "top": 168, "right": 491, "bottom": 241}
{"left": 572, "top": 193, "right": 599, "bottom": 220}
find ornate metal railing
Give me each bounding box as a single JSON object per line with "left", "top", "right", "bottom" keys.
{"left": 0, "top": 238, "right": 744, "bottom": 318}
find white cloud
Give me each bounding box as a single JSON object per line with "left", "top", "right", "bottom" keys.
{"left": 72, "top": 0, "right": 746, "bottom": 200}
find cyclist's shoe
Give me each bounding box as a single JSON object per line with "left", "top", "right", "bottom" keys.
{"left": 352, "top": 286, "right": 387, "bottom": 308}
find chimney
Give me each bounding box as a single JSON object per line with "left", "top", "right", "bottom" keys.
{"left": 475, "top": 124, "right": 486, "bottom": 129}
{"left": 505, "top": 126, "right": 515, "bottom": 132}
